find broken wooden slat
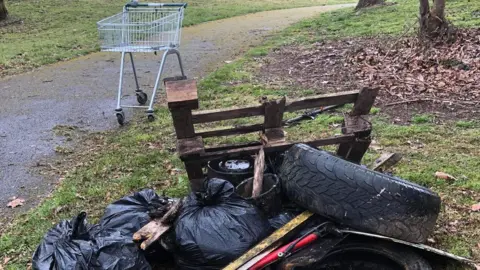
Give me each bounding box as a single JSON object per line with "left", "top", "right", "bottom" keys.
{"left": 133, "top": 199, "right": 183, "bottom": 250}
{"left": 192, "top": 106, "right": 264, "bottom": 124}
{"left": 195, "top": 123, "right": 264, "bottom": 138}
{"left": 264, "top": 97, "right": 286, "bottom": 143}
{"left": 285, "top": 91, "right": 359, "bottom": 113}
{"left": 264, "top": 128, "right": 285, "bottom": 145}
{"left": 351, "top": 87, "right": 379, "bottom": 116}
{"left": 341, "top": 115, "right": 372, "bottom": 137}
{"left": 371, "top": 153, "right": 403, "bottom": 171}
{"left": 337, "top": 138, "right": 372, "bottom": 164}
{"left": 181, "top": 135, "right": 356, "bottom": 162}
{"left": 264, "top": 97, "right": 286, "bottom": 129}
{"left": 166, "top": 79, "right": 199, "bottom": 110}
{"left": 252, "top": 147, "right": 265, "bottom": 198}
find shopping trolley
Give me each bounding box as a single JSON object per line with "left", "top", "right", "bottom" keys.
{"left": 97, "top": 1, "right": 187, "bottom": 125}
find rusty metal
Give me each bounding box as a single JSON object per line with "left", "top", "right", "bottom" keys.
{"left": 223, "top": 211, "right": 314, "bottom": 270}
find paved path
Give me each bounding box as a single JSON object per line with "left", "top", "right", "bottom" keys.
{"left": 0, "top": 4, "right": 354, "bottom": 218}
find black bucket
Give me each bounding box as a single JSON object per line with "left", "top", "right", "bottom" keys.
{"left": 236, "top": 173, "right": 282, "bottom": 217}
{"left": 207, "top": 156, "right": 255, "bottom": 186}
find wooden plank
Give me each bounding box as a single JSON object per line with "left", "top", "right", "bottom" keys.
{"left": 192, "top": 91, "right": 361, "bottom": 124}
{"left": 252, "top": 147, "right": 265, "bottom": 198}
{"left": 177, "top": 136, "right": 204, "bottom": 156}
{"left": 195, "top": 123, "right": 264, "bottom": 138}
{"left": 337, "top": 138, "right": 371, "bottom": 164}
{"left": 264, "top": 97, "right": 286, "bottom": 129}
{"left": 133, "top": 199, "right": 183, "bottom": 250}
{"left": 264, "top": 128, "right": 285, "bottom": 144}
{"left": 171, "top": 108, "right": 195, "bottom": 139}
{"left": 342, "top": 115, "right": 372, "bottom": 137}
{"left": 285, "top": 90, "right": 359, "bottom": 112}
{"left": 351, "top": 87, "right": 379, "bottom": 116}
{"left": 185, "top": 162, "right": 205, "bottom": 192}
{"left": 192, "top": 106, "right": 264, "bottom": 124}
{"left": 182, "top": 135, "right": 356, "bottom": 162}
{"left": 204, "top": 141, "right": 262, "bottom": 152}
{"left": 166, "top": 79, "right": 199, "bottom": 110}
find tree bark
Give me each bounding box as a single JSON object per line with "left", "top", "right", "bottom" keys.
{"left": 419, "top": 0, "right": 449, "bottom": 38}
{"left": 0, "top": 0, "right": 8, "bottom": 21}
{"left": 356, "top": 0, "right": 385, "bottom": 10}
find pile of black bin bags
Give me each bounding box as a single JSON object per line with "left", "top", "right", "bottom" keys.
{"left": 32, "top": 179, "right": 273, "bottom": 270}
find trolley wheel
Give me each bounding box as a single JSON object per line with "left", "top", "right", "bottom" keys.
{"left": 136, "top": 91, "right": 148, "bottom": 105}
{"left": 116, "top": 112, "right": 125, "bottom": 126}
{"left": 147, "top": 114, "right": 155, "bottom": 122}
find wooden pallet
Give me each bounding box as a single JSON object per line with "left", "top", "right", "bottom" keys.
{"left": 165, "top": 78, "right": 378, "bottom": 191}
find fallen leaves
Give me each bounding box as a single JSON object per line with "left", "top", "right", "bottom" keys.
{"left": 7, "top": 197, "right": 25, "bottom": 208}
{"left": 260, "top": 28, "right": 480, "bottom": 122}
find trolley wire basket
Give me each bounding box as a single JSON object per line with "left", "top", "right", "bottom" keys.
{"left": 97, "top": 3, "right": 185, "bottom": 52}
{"left": 97, "top": 2, "right": 187, "bottom": 125}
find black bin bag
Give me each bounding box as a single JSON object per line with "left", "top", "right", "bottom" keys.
{"left": 32, "top": 212, "right": 96, "bottom": 270}
{"left": 99, "top": 189, "right": 169, "bottom": 233}
{"left": 174, "top": 179, "right": 271, "bottom": 269}
{"left": 33, "top": 189, "right": 171, "bottom": 270}
{"left": 91, "top": 229, "right": 151, "bottom": 270}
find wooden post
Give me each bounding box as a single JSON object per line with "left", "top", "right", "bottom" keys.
{"left": 337, "top": 87, "right": 378, "bottom": 163}
{"left": 166, "top": 79, "right": 199, "bottom": 139}
{"left": 177, "top": 136, "right": 205, "bottom": 192}
{"left": 351, "top": 87, "right": 379, "bottom": 116}
{"left": 166, "top": 80, "right": 205, "bottom": 191}
{"left": 263, "top": 97, "right": 286, "bottom": 144}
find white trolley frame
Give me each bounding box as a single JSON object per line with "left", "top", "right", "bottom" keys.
{"left": 97, "top": 1, "right": 187, "bottom": 125}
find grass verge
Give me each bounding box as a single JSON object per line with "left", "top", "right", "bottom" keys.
{"left": 1, "top": 0, "right": 480, "bottom": 268}
{"left": 0, "top": 0, "right": 353, "bottom": 77}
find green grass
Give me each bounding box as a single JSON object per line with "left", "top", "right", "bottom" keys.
{"left": 2, "top": 0, "right": 480, "bottom": 268}
{"left": 411, "top": 114, "right": 434, "bottom": 124}
{"left": 0, "top": 0, "right": 353, "bottom": 76}
{"left": 281, "top": 0, "right": 480, "bottom": 42}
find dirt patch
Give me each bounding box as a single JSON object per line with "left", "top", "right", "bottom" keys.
{"left": 258, "top": 29, "right": 480, "bottom": 123}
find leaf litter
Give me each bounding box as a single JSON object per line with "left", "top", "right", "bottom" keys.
{"left": 259, "top": 29, "right": 480, "bottom": 123}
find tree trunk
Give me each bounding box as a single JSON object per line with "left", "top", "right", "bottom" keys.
{"left": 356, "top": 0, "right": 385, "bottom": 9}
{"left": 419, "top": 0, "right": 449, "bottom": 38}
{"left": 0, "top": 0, "right": 7, "bottom": 21}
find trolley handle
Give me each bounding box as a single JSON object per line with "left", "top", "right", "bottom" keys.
{"left": 125, "top": 2, "right": 187, "bottom": 8}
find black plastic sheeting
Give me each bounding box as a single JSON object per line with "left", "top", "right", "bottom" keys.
{"left": 32, "top": 189, "right": 170, "bottom": 270}
{"left": 174, "top": 179, "right": 271, "bottom": 270}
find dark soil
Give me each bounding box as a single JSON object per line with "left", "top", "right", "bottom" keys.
{"left": 258, "top": 29, "right": 480, "bottom": 123}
